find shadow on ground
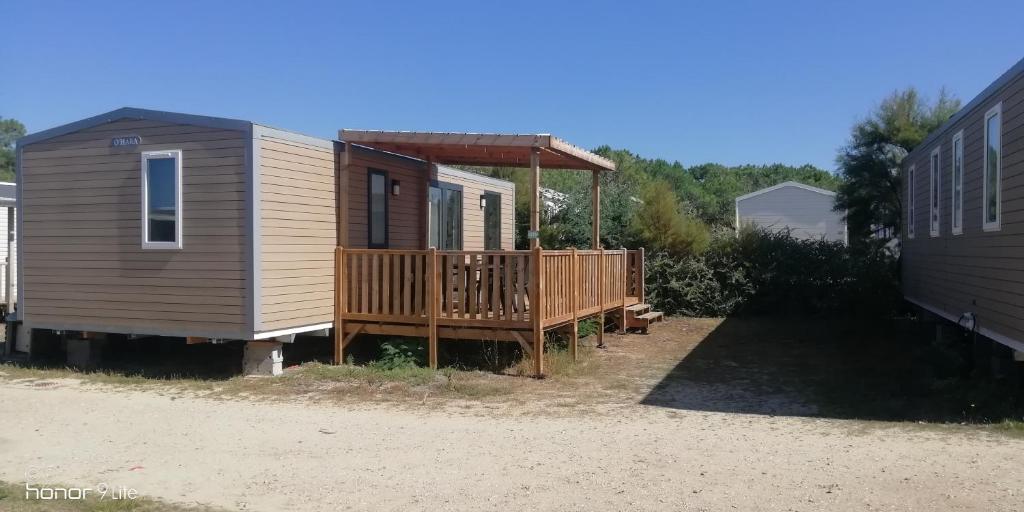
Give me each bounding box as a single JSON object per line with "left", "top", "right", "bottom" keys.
{"left": 641, "top": 316, "right": 1024, "bottom": 423}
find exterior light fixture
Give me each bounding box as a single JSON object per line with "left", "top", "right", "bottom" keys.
{"left": 479, "top": 195, "right": 487, "bottom": 209}
{"left": 391, "top": 180, "right": 400, "bottom": 196}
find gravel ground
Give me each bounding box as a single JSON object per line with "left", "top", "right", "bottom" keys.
{"left": 1, "top": 379, "right": 1022, "bottom": 512}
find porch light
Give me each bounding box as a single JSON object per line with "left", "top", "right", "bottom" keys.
{"left": 479, "top": 195, "right": 487, "bottom": 209}
{"left": 391, "top": 180, "right": 400, "bottom": 196}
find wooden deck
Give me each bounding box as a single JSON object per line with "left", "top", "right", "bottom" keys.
{"left": 333, "top": 247, "right": 645, "bottom": 375}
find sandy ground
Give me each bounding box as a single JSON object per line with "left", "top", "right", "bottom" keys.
{"left": 1, "top": 379, "right": 1022, "bottom": 512}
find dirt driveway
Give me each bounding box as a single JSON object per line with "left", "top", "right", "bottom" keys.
{"left": 1, "top": 318, "right": 1022, "bottom": 511}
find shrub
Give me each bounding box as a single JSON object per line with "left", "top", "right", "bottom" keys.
{"left": 645, "top": 228, "right": 900, "bottom": 318}
{"left": 369, "top": 338, "right": 427, "bottom": 370}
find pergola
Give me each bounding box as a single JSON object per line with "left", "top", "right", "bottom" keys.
{"left": 338, "top": 130, "right": 617, "bottom": 249}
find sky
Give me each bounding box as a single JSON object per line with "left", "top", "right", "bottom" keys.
{"left": 3, "top": 0, "right": 1022, "bottom": 172}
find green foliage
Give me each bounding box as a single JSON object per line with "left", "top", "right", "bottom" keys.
{"left": 369, "top": 338, "right": 426, "bottom": 370}
{"left": 466, "top": 148, "right": 836, "bottom": 251}
{"left": 645, "top": 229, "right": 901, "bottom": 318}
{"left": 628, "top": 181, "right": 710, "bottom": 255}
{"left": 835, "top": 88, "right": 960, "bottom": 242}
{"left": 0, "top": 117, "right": 27, "bottom": 182}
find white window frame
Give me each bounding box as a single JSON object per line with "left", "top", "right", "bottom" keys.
{"left": 982, "top": 102, "right": 1002, "bottom": 232}
{"left": 907, "top": 164, "right": 915, "bottom": 239}
{"left": 951, "top": 130, "right": 964, "bottom": 235}
{"left": 929, "top": 147, "right": 941, "bottom": 237}
{"left": 141, "top": 150, "right": 184, "bottom": 249}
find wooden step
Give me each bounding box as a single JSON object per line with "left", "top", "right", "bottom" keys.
{"left": 626, "top": 303, "right": 650, "bottom": 313}
{"left": 626, "top": 310, "right": 664, "bottom": 331}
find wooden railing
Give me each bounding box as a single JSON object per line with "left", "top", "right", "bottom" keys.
{"left": 336, "top": 247, "right": 643, "bottom": 332}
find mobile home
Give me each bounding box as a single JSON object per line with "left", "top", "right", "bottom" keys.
{"left": 902, "top": 57, "right": 1024, "bottom": 354}
{"left": 14, "top": 108, "right": 657, "bottom": 375}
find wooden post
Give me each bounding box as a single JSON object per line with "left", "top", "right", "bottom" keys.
{"left": 639, "top": 247, "right": 645, "bottom": 304}
{"left": 529, "top": 148, "right": 541, "bottom": 250}
{"left": 428, "top": 248, "right": 439, "bottom": 369}
{"left": 596, "top": 247, "right": 605, "bottom": 348}
{"left": 618, "top": 247, "right": 627, "bottom": 334}
{"left": 333, "top": 246, "right": 345, "bottom": 364}
{"left": 530, "top": 246, "right": 544, "bottom": 376}
{"left": 591, "top": 170, "right": 601, "bottom": 250}
{"left": 570, "top": 247, "right": 578, "bottom": 362}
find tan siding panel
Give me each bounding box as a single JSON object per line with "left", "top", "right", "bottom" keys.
{"left": 257, "top": 135, "right": 338, "bottom": 333}
{"left": 20, "top": 118, "right": 249, "bottom": 337}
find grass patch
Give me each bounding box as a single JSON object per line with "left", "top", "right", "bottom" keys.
{"left": 994, "top": 419, "right": 1024, "bottom": 438}
{"left": 0, "top": 481, "right": 220, "bottom": 511}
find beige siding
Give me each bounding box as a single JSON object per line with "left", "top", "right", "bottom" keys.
{"left": 903, "top": 67, "right": 1024, "bottom": 345}
{"left": 436, "top": 166, "right": 516, "bottom": 250}
{"left": 257, "top": 133, "right": 337, "bottom": 332}
{"left": 20, "top": 119, "right": 249, "bottom": 338}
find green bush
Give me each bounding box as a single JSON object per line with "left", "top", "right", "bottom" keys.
{"left": 370, "top": 338, "right": 427, "bottom": 370}
{"left": 645, "top": 228, "right": 900, "bottom": 318}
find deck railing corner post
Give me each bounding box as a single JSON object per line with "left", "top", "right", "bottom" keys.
{"left": 530, "top": 246, "right": 544, "bottom": 377}
{"left": 427, "top": 247, "right": 439, "bottom": 370}
{"left": 334, "top": 246, "right": 345, "bottom": 365}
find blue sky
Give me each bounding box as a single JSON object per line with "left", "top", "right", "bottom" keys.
{"left": 3, "top": 0, "right": 1021, "bottom": 171}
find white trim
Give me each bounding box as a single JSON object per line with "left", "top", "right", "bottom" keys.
{"left": 253, "top": 322, "right": 334, "bottom": 340}
{"left": 929, "top": 147, "right": 941, "bottom": 237}
{"left": 905, "top": 296, "right": 1024, "bottom": 353}
{"left": 951, "top": 130, "right": 964, "bottom": 235}
{"left": 734, "top": 181, "right": 837, "bottom": 203}
{"left": 907, "top": 164, "right": 916, "bottom": 239}
{"left": 141, "top": 150, "right": 184, "bottom": 249}
{"left": 982, "top": 102, "right": 1002, "bottom": 232}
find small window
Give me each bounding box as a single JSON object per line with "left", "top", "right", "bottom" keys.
{"left": 368, "top": 169, "right": 388, "bottom": 248}
{"left": 929, "top": 147, "right": 940, "bottom": 237}
{"left": 907, "top": 164, "right": 915, "bottom": 239}
{"left": 951, "top": 131, "right": 964, "bottom": 235}
{"left": 983, "top": 103, "right": 1002, "bottom": 231}
{"left": 141, "top": 150, "right": 183, "bottom": 249}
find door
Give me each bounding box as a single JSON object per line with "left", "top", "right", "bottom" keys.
{"left": 483, "top": 191, "right": 501, "bottom": 250}
{"left": 428, "top": 182, "right": 463, "bottom": 250}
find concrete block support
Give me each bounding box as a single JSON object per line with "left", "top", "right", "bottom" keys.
{"left": 66, "top": 337, "right": 106, "bottom": 369}
{"left": 244, "top": 341, "right": 283, "bottom": 376}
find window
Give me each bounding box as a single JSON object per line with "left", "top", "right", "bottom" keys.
{"left": 951, "top": 130, "right": 964, "bottom": 235}
{"left": 929, "top": 147, "right": 940, "bottom": 237}
{"left": 483, "top": 191, "right": 502, "bottom": 250}
{"left": 368, "top": 169, "right": 388, "bottom": 248}
{"left": 907, "top": 164, "right": 915, "bottom": 239}
{"left": 141, "top": 150, "right": 182, "bottom": 249}
{"left": 428, "top": 181, "right": 463, "bottom": 250}
{"left": 983, "top": 103, "right": 1002, "bottom": 231}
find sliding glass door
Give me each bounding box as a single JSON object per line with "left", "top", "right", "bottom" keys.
{"left": 429, "top": 182, "right": 463, "bottom": 250}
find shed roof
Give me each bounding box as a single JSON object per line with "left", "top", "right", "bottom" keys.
{"left": 339, "top": 130, "right": 616, "bottom": 171}
{"left": 735, "top": 181, "right": 837, "bottom": 203}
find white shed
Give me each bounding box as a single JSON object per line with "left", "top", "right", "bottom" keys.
{"left": 735, "top": 181, "right": 847, "bottom": 244}
{"left": 0, "top": 182, "right": 15, "bottom": 307}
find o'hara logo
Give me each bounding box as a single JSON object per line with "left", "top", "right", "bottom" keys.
{"left": 111, "top": 135, "right": 142, "bottom": 147}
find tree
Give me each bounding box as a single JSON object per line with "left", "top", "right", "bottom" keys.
{"left": 628, "top": 180, "right": 710, "bottom": 255}
{"left": 0, "top": 117, "right": 27, "bottom": 182}
{"left": 835, "top": 88, "right": 960, "bottom": 242}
